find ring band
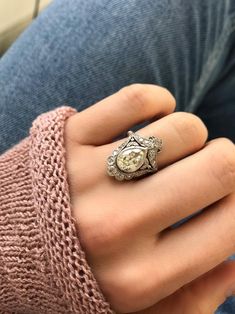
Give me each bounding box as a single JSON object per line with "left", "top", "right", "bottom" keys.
{"left": 107, "top": 131, "right": 163, "bottom": 181}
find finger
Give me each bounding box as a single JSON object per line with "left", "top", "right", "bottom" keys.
{"left": 133, "top": 138, "right": 235, "bottom": 232}
{"left": 110, "top": 194, "right": 235, "bottom": 313}
{"left": 66, "top": 84, "right": 176, "bottom": 145}
{"left": 105, "top": 111, "right": 208, "bottom": 169}
{"left": 144, "top": 261, "right": 235, "bottom": 314}
{"left": 149, "top": 193, "right": 235, "bottom": 308}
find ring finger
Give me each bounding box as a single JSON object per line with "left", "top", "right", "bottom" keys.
{"left": 104, "top": 111, "right": 208, "bottom": 171}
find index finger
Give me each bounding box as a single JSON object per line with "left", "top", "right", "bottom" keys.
{"left": 66, "top": 84, "right": 176, "bottom": 145}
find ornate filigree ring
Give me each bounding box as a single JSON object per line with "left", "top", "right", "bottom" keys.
{"left": 106, "top": 131, "right": 163, "bottom": 181}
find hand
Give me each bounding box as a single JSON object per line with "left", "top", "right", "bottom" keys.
{"left": 64, "top": 84, "right": 235, "bottom": 313}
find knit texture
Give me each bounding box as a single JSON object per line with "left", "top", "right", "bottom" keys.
{"left": 0, "top": 106, "right": 115, "bottom": 314}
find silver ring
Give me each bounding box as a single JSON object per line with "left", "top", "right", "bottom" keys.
{"left": 107, "top": 131, "right": 163, "bottom": 181}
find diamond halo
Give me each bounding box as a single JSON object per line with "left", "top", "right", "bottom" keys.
{"left": 106, "top": 131, "right": 162, "bottom": 181}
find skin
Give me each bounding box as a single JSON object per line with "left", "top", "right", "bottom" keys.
{"left": 64, "top": 84, "right": 235, "bottom": 313}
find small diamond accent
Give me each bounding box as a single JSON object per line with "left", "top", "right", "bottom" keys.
{"left": 107, "top": 156, "right": 115, "bottom": 165}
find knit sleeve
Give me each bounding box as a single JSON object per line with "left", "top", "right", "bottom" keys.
{"left": 0, "top": 106, "right": 115, "bottom": 314}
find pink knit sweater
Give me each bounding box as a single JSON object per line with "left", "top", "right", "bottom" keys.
{"left": 0, "top": 106, "right": 115, "bottom": 314}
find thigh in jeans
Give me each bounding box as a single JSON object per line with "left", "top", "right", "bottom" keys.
{"left": 0, "top": 0, "right": 234, "bottom": 154}
{"left": 196, "top": 41, "right": 235, "bottom": 143}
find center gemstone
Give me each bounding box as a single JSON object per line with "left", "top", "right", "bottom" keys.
{"left": 116, "top": 146, "right": 147, "bottom": 173}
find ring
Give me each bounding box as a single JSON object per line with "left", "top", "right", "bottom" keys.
{"left": 107, "top": 131, "right": 163, "bottom": 181}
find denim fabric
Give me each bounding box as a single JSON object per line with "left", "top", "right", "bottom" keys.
{"left": 0, "top": 0, "right": 235, "bottom": 312}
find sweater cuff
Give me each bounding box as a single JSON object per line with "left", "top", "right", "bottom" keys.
{"left": 0, "top": 106, "right": 114, "bottom": 314}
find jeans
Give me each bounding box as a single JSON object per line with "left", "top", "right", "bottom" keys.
{"left": 0, "top": 0, "right": 235, "bottom": 312}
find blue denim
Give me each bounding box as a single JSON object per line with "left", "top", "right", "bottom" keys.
{"left": 0, "top": 0, "right": 235, "bottom": 312}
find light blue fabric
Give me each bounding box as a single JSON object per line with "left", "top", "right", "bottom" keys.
{"left": 0, "top": 0, "right": 235, "bottom": 312}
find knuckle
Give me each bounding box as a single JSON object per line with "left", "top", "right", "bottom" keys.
{"left": 104, "top": 260, "right": 168, "bottom": 313}
{"left": 104, "top": 264, "right": 147, "bottom": 313}
{"left": 80, "top": 224, "right": 108, "bottom": 255}
{"left": 80, "top": 213, "right": 129, "bottom": 256}
{"left": 120, "top": 83, "right": 149, "bottom": 114}
{"left": 208, "top": 138, "right": 235, "bottom": 191}
{"left": 120, "top": 84, "right": 176, "bottom": 115}
{"left": 161, "top": 87, "right": 176, "bottom": 110}
{"left": 171, "top": 112, "right": 208, "bottom": 148}
{"left": 80, "top": 222, "right": 112, "bottom": 255}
